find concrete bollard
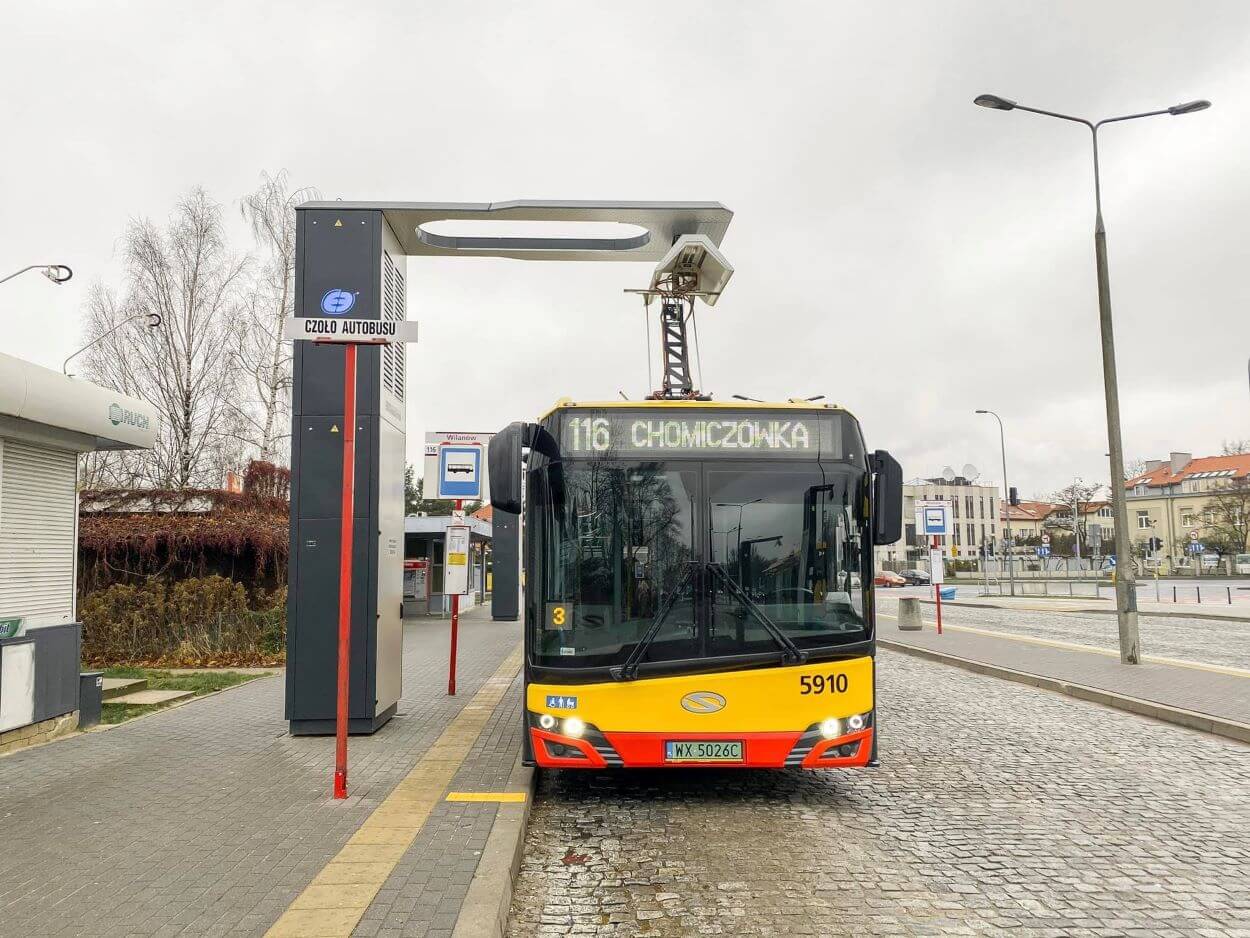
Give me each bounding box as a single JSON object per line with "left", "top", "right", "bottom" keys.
{"left": 897, "top": 597, "right": 923, "bottom": 631}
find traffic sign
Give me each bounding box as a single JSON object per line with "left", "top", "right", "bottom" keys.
{"left": 1187, "top": 541, "right": 1204, "bottom": 554}
{"left": 914, "top": 500, "right": 951, "bottom": 537}
{"left": 423, "top": 432, "right": 494, "bottom": 501}
{"left": 1041, "top": 533, "right": 1051, "bottom": 545}
{"left": 1036, "top": 545, "right": 1051, "bottom": 558}
{"left": 1189, "top": 530, "right": 1200, "bottom": 541}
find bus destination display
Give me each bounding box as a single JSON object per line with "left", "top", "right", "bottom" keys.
{"left": 560, "top": 410, "right": 837, "bottom": 456}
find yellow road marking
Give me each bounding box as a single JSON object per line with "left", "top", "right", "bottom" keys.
{"left": 445, "top": 791, "right": 528, "bottom": 803}
{"left": 264, "top": 642, "right": 524, "bottom": 938}
{"left": 878, "top": 612, "right": 1250, "bottom": 679}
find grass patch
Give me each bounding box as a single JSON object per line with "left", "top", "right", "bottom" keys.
{"left": 100, "top": 668, "right": 268, "bottom": 725}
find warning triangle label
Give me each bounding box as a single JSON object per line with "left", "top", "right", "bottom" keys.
{"left": 330, "top": 424, "right": 339, "bottom": 433}
{"left": 333, "top": 219, "right": 343, "bottom": 227}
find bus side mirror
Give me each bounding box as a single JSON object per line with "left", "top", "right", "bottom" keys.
{"left": 870, "top": 450, "right": 903, "bottom": 544}
{"left": 488, "top": 422, "right": 526, "bottom": 514}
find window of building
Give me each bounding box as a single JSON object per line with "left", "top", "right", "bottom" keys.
{"left": 953, "top": 526, "right": 961, "bottom": 545}
{"left": 1181, "top": 512, "right": 1197, "bottom": 528}
{"left": 968, "top": 523, "right": 975, "bottom": 544}
{"left": 1203, "top": 509, "right": 1216, "bottom": 525}
{"left": 952, "top": 498, "right": 959, "bottom": 519}
{"left": 1137, "top": 510, "right": 1151, "bottom": 530}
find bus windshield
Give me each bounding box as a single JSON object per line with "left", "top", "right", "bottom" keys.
{"left": 530, "top": 458, "right": 869, "bottom": 672}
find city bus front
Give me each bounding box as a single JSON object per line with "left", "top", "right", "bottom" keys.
{"left": 489, "top": 402, "right": 901, "bottom": 770}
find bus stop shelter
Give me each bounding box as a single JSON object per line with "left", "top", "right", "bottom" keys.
{"left": 403, "top": 514, "right": 491, "bottom": 617}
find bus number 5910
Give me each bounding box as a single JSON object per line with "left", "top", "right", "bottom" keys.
{"left": 799, "top": 674, "right": 849, "bottom": 695}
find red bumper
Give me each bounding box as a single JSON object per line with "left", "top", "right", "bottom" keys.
{"left": 531, "top": 727, "right": 874, "bottom": 770}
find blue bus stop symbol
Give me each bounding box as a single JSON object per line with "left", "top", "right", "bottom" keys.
{"left": 438, "top": 446, "right": 482, "bottom": 499}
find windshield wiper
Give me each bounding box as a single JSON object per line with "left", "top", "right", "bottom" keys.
{"left": 611, "top": 562, "right": 807, "bottom": 681}
{"left": 706, "top": 563, "right": 808, "bottom": 666}
{"left": 611, "top": 563, "right": 696, "bottom": 681}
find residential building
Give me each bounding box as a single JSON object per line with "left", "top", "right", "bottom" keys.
{"left": 1004, "top": 499, "right": 1116, "bottom": 549}
{"left": 876, "top": 475, "right": 1000, "bottom": 566}
{"left": 1125, "top": 451, "right": 1250, "bottom": 559}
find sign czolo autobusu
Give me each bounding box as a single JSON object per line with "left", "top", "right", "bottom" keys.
{"left": 283, "top": 317, "right": 419, "bottom": 344}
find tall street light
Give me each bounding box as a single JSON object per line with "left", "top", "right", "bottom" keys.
{"left": 0, "top": 264, "right": 73, "bottom": 287}
{"left": 974, "top": 92, "right": 1211, "bottom": 664}
{"left": 975, "top": 409, "right": 1016, "bottom": 597}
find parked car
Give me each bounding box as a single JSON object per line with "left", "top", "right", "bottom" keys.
{"left": 899, "top": 569, "right": 930, "bottom": 585}
{"left": 873, "top": 571, "right": 906, "bottom": 587}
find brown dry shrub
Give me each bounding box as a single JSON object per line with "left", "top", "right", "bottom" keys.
{"left": 81, "top": 576, "right": 285, "bottom": 667}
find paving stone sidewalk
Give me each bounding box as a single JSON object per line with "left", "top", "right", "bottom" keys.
{"left": 0, "top": 607, "right": 521, "bottom": 938}
{"left": 881, "top": 618, "right": 1250, "bottom": 731}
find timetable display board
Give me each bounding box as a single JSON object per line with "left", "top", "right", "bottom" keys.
{"left": 551, "top": 409, "right": 850, "bottom": 460}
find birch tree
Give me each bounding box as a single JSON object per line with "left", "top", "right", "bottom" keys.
{"left": 231, "top": 170, "right": 320, "bottom": 463}
{"left": 83, "top": 188, "right": 247, "bottom": 488}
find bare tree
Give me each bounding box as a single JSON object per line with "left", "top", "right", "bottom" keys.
{"left": 1050, "top": 480, "right": 1102, "bottom": 552}
{"left": 231, "top": 171, "right": 320, "bottom": 464}
{"left": 83, "top": 189, "right": 247, "bottom": 488}
{"left": 1123, "top": 456, "right": 1151, "bottom": 480}
{"left": 1206, "top": 476, "right": 1250, "bottom": 554}
{"left": 1222, "top": 439, "right": 1250, "bottom": 456}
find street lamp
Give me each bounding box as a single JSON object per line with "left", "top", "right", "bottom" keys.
{"left": 0, "top": 264, "right": 73, "bottom": 287}
{"left": 973, "top": 92, "right": 1210, "bottom": 664}
{"left": 62, "top": 311, "right": 162, "bottom": 376}
{"left": 714, "top": 498, "right": 763, "bottom": 578}
{"left": 975, "top": 409, "right": 1016, "bottom": 597}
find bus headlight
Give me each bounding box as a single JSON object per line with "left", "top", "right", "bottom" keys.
{"left": 563, "top": 717, "right": 585, "bottom": 738}
{"left": 538, "top": 713, "right": 556, "bottom": 730}
{"left": 819, "top": 718, "right": 841, "bottom": 739}
{"left": 847, "top": 713, "right": 866, "bottom": 731}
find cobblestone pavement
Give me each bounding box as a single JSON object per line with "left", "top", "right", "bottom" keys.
{"left": 878, "top": 595, "right": 1250, "bottom": 670}
{"left": 0, "top": 610, "right": 518, "bottom": 938}
{"left": 508, "top": 650, "right": 1250, "bottom": 937}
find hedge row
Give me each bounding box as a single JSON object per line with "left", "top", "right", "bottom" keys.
{"left": 80, "top": 576, "right": 284, "bottom": 667}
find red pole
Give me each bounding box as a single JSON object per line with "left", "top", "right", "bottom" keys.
{"left": 333, "top": 343, "right": 358, "bottom": 800}
{"left": 448, "top": 498, "right": 462, "bottom": 696}
{"left": 933, "top": 535, "right": 943, "bottom": 635}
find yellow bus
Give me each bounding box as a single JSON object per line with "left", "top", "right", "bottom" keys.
{"left": 488, "top": 399, "right": 902, "bottom": 770}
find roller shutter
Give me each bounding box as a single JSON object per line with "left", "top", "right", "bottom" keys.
{"left": 0, "top": 440, "right": 78, "bottom": 627}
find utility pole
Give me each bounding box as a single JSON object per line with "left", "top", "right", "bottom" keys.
{"left": 976, "top": 409, "right": 1016, "bottom": 597}
{"left": 973, "top": 93, "right": 1210, "bottom": 664}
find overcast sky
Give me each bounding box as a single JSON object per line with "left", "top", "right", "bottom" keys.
{"left": 4, "top": 1, "right": 1248, "bottom": 497}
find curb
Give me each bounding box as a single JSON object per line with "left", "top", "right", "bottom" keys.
{"left": 451, "top": 755, "right": 537, "bottom": 938}
{"left": 917, "top": 598, "right": 1250, "bottom": 624}
{"left": 879, "top": 639, "right": 1250, "bottom": 746}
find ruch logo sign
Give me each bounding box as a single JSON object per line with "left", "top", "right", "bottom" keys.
{"left": 109, "top": 403, "right": 151, "bottom": 431}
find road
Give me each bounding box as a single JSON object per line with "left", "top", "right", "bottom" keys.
{"left": 507, "top": 650, "right": 1250, "bottom": 937}
{"left": 876, "top": 593, "right": 1250, "bottom": 670}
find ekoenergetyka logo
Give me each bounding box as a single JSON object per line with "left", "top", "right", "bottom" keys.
{"left": 320, "top": 289, "right": 356, "bottom": 315}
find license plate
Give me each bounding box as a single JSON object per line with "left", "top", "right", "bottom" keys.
{"left": 664, "top": 740, "right": 744, "bottom": 763}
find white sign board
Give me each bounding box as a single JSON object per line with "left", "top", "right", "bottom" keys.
{"left": 914, "top": 500, "right": 951, "bottom": 538}
{"left": 443, "top": 525, "right": 472, "bottom": 595}
{"left": 283, "top": 316, "right": 419, "bottom": 344}
{"left": 423, "top": 432, "right": 494, "bottom": 501}
{"left": 929, "top": 549, "right": 945, "bottom": 585}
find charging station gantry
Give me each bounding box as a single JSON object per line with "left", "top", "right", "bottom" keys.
{"left": 285, "top": 200, "right": 733, "bottom": 736}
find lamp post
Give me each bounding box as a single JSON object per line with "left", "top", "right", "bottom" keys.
{"left": 973, "top": 93, "right": 1210, "bottom": 665}
{"left": 62, "top": 312, "right": 162, "bottom": 376}
{"left": 714, "top": 498, "right": 763, "bottom": 579}
{"left": 0, "top": 264, "right": 73, "bottom": 287}
{"left": 976, "top": 409, "right": 1016, "bottom": 597}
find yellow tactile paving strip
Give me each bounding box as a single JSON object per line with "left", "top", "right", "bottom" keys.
{"left": 265, "top": 643, "right": 524, "bottom": 938}
{"left": 445, "top": 791, "right": 528, "bottom": 803}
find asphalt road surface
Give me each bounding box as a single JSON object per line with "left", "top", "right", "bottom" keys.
{"left": 508, "top": 650, "right": 1250, "bottom": 937}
